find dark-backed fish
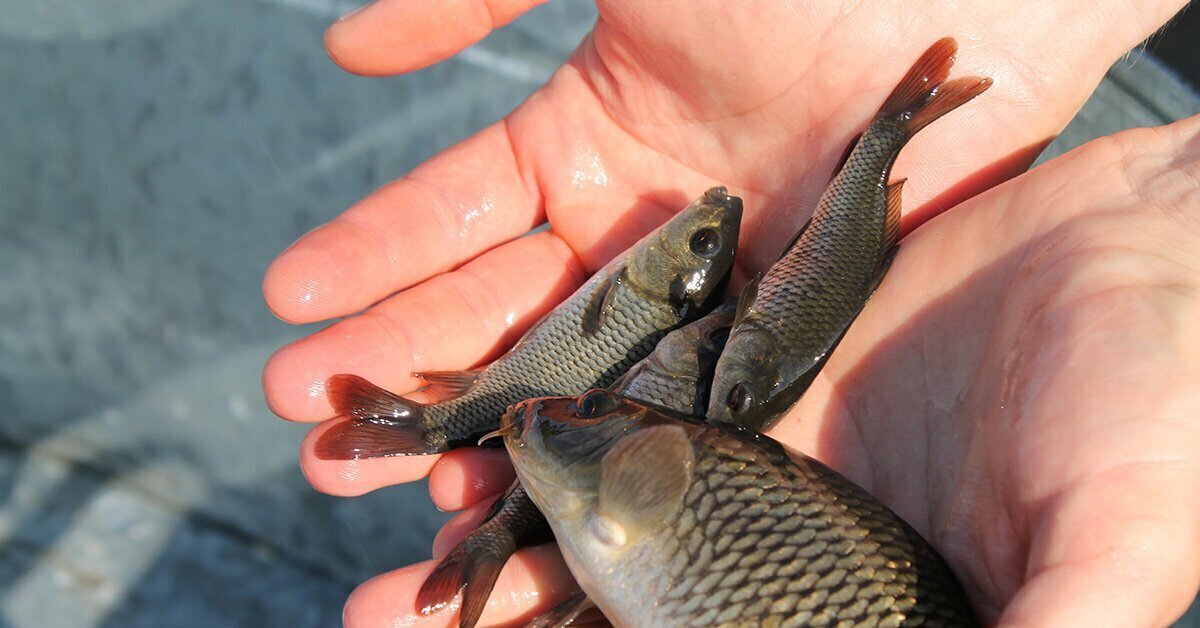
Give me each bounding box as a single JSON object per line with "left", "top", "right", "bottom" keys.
{"left": 417, "top": 306, "right": 737, "bottom": 626}
{"left": 315, "top": 187, "right": 741, "bottom": 458}
{"left": 708, "top": 38, "right": 991, "bottom": 431}
{"left": 504, "top": 390, "right": 978, "bottom": 627}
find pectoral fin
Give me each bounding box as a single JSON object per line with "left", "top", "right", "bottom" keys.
{"left": 581, "top": 267, "right": 625, "bottom": 336}
{"left": 595, "top": 425, "right": 694, "bottom": 547}
{"left": 732, "top": 274, "right": 761, "bottom": 327}
{"left": 524, "top": 592, "right": 596, "bottom": 628}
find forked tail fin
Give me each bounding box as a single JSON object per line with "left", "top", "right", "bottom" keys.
{"left": 878, "top": 37, "right": 992, "bottom": 137}
{"left": 314, "top": 374, "right": 443, "bottom": 459}
{"left": 416, "top": 542, "right": 508, "bottom": 628}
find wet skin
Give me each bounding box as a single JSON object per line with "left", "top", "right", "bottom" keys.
{"left": 261, "top": 1, "right": 1198, "bottom": 626}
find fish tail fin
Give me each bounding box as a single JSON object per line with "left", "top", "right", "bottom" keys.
{"left": 417, "top": 544, "right": 508, "bottom": 628}
{"left": 314, "top": 374, "right": 443, "bottom": 458}
{"left": 314, "top": 419, "right": 442, "bottom": 459}
{"left": 877, "top": 37, "right": 992, "bottom": 137}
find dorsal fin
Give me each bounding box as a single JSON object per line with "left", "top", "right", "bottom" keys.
{"left": 883, "top": 178, "right": 905, "bottom": 251}
{"left": 595, "top": 425, "right": 694, "bottom": 547}
{"left": 733, "top": 274, "right": 761, "bottom": 327}
{"left": 412, "top": 370, "right": 480, "bottom": 401}
{"left": 581, "top": 266, "right": 625, "bottom": 336}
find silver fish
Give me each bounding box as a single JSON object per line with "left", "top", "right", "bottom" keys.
{"left": 315, "top": 187, "right": 742, "bottom": 458}
{"left": 709, "top": 38, "right": 991, "bottom": 431}
{"left": 418, "top": 305, "right": 737, "bottom": 627}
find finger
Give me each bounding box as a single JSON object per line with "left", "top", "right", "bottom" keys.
{"left": 326, "top": 0, "right": 548, "bottom": 76}
{"left": 429, "top": 447, "right": 516, "bottom": 512}
{"left": 343, "top": 546, "right": 578, "bottom": 628}
{"left": 264, "top": 230, "right": 585, "bottom": 422}
{"left": 264, "top": 122, "right": 543, "bottom": 324}
{"left": 300, "top": 417, "right": 442, "bottom": 495}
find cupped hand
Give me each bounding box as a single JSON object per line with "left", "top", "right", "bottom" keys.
{"left": 260, "top": 0, "right": 1195, "bottom": 625}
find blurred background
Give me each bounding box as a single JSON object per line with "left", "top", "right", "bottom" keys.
{"left": 1, "top": 1, "right": 1198, "bottom": 626}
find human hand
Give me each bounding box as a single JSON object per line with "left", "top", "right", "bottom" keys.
{"left": 260, "top": 0, "right": 1194, "bottom": 625}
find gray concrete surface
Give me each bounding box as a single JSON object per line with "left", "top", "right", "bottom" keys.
{"left": 0, "top": 1, "right": 1197, "bottom": 626}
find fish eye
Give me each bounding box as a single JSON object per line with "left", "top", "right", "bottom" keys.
{"left": 726, "top": 382, "right": 755, "bottom": 414}
{"left": 689, "top": 228, "right": 721, "bottom": 258}
{"left": 576, "top": 389, "right": 618, "bottom": 418}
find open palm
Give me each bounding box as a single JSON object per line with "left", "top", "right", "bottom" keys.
{"left": 261, "top": 1, "right": 1196, "bottom": 625}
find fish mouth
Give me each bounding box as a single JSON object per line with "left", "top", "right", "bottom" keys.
{"left": 703, "top": 186, "right": 742, "bottom": 213}
{"left": 501, "top": 399, "right": 542, "bottom": 444}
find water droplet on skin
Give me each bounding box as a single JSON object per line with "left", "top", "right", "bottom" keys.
{"left": 307, "top": 379, "right": 326, "bottom": 401}
{"left": 338, "top": 459, "right": 361, "bottom": 484}
{"left": 569, "top": 146, "right": 610, "bottom": 189}
{"left": 457, "top": 194, "right": 497, "bottom": 238}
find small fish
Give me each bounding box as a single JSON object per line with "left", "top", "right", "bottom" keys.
{"left": 504, "top": 390, "right": 978, "bottom": 627}
{"left": 315, "top": 187, "right": 742, "bottom": 458}
{"left": 417, "top": 305, "right": 737, "bottom": 627}
{"left": 417, "top": 480, "right": 554, "bottom": 628}
{"left": 611, "top": 300, "right": 735, "bottom": 415}
{"left": 709, "top": 38, "right": 992, "bottom": 431}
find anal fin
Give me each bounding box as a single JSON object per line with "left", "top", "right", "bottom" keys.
{"left": 883, "top": 178, "right": 905, "bottom": 251}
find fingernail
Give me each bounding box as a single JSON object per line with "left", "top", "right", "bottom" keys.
{"left": 337, "top": 1, "right": 373, "bottom": 22}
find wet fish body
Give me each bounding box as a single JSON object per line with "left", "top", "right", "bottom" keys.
{"left": 709, "top": 38, "right": 992, "bottom": 431}
{"left": 418, "top": 305, "right": 738, "bottom": 626}
{"left": 505, "top": 391, "right": 978, "bottom": 627}
{"left": 612, "top": 300, "right": 735, "bottom": 414}
{"left": 417, "top": 480, "right": 554, "bottom": 627}
{"left": 316, "top": 187, "right": 742, "bottom": 458}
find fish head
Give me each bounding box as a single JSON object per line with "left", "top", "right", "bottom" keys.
{"left": 707, "top": 325, "right": 782, "bottom": 429}
{"left": 501, "top": 389, "right": 645, "bottom": 495}
{"left": 626, "top": 187, "right": 742, "bottom": 319}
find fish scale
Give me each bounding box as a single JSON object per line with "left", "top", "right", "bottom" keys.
{"left": 315, "top": 187, "right": 741, "bottom": 459}
{"left": 709, "top": 38, "right": 992, "bottom": 431}
{"left": 420, "top": 282, "right": 681, "bottom": 448}
{"left": 506, "top": 393, "right": 978, "bottom": 627}
{"left": 610, "top": 426, "right": 971, "bottom": 626}
{"left": 414, "top": 244, "right": 742, "bottom": 628}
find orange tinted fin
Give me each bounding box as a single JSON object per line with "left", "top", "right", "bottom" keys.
{"left": 413, "top": 370, "right": 480, "bottom": 401}
{"left": 326, "top": 374, "right": 421, "bottom": 421}
{"left": 878, "top": 37, "right": 992, "bottom": 136}
{"left": 314, "top": 419, "right": 442, "bottom": 459}
{"left": 879, "top": 37, "right": 957, "bottom": 118}
{"left": 883, "top": 178, "right": 906, "bottom": 251}
{"left": 417, "top": 545, "right": 505, "bottom": 628}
